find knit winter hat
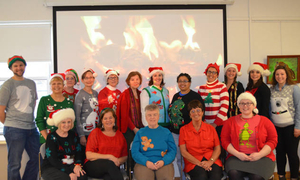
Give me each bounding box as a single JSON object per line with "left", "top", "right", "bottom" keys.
{"left": 8, "top": 55, "right": 27, "bottom": 69}
{"left": 82, "top": 68, "right": 98, "bottom": 78}
{"left": 237, "top": 92, "right": 259, "bottom": 114}
{"left": 50, "top": 73, "right": 65, "bottom": 82}
{"left": 47, "top": 108, "right": 75, "bottom": 127}
{"left": 247, "top": 62, "right": 271, "bottom": 76}
{"left": 65, "top": 69, "right": 80, "bottom": 85}
{"left": 204, "top": 63, "right": 220, "bottom": 75}
{"left": 149, "top": 67, "right": 165, "bottom": 78}
{"left": 225, "top": 63, "right": 242, "bottom": 76}
{"left": 105, "top": 69, "right": 119, "bottom": 81}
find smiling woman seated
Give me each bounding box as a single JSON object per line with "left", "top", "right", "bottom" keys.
{"left": 131, "top": 104, "right": 176, "bottom": 180}
{"left": 221, "top": 92, "right": 278, "bottom": 180}
{"left": 41, "top": 108, "right": 87, "bottom": 180}
{"left": 84, "top": 108, "right": 128, "bottom": 180}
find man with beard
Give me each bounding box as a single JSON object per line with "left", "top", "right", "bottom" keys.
{"left": 0, "top": 55, "right": 39, "bottom": 180}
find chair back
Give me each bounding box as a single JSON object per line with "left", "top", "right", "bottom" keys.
{"left": 40, "top": 143, "right": 46, "bottom": 159}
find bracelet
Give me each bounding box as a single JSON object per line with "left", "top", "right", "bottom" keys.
{"left": 74, "top": 163, "right": 82, "bottom": 167}
{"left": 209, "top": 158, "right": 214, "bottom": 162}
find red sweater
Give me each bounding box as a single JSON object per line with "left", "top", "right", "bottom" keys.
{"left": 85, "top": 128, "right": 128, "bottom": 163}
{"left": 221, "top": 115, "right": 278, "bottom": 161}
{"left": 97, "top": 86, "right": 121, "bottom": 113}
{"left": 116, "top": 88, "right": 141, "bottom": 133}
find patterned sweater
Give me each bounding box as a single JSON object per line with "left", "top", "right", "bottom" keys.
{"left": 97, "top": 85, "right": 121, "bottom": 113}
{"left": 270, "top": 84, "right": 300, "bottom": 129}
{"left": 198, "top": 79, "right": 229, "bottom": 126}
{"left": 42, "top": 130, "right": 84, "bottom": 175}
{"left": 62, "top": 88, "right": 79, "bottom": 103}
{"left": 35, "top": 95, "right": 74, "bottom": 143}
{"left": 74, "top": 89, "right": 99, "bottom": 137}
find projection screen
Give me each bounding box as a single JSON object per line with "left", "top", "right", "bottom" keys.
{"left": 53, "top": 5, "right": 227, "bottom": 98}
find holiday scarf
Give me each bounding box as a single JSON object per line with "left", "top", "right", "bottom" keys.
{"left": 129, "top": 88, "right": 143, "bottom": 128}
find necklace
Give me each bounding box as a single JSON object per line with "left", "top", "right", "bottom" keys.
{"left": 240, "top": 115, "right": 248, "bottom": 123}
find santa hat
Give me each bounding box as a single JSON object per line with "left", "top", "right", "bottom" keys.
{"left": 47, "top": 108, "right": 75, "bottom": 127}
{"left": 82, "top": 68, "right": 98, "bottom": 78}
{"left": 50, "top": 73, "right": 65, "bottom": 82}
{"left": 8, "top": 55, "right": 27, "bottom": 69}
{"left": 149, "top": 67, "right": 165, "bottom": 78}
{"left": 204, "top": 63, "right": 220, "bottom": 75}
{"left": 225, "top": 63, "right": 242, "bottom": 76}
{"left": 247, "top": 62, "right": 271, "bottom": 76}
{"left": 65, "top": 69, "right": 80, "bottom": 85}
{"left": 237, "top": 92, "right": 259, "bottom": 114}
{"left": 105, "top": 69, "right": 119, "bottom": 81}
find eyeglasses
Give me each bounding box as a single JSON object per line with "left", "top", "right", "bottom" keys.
{"left": 190, "top": 109, "right": 202, "bottom": 114}
{"left": 178, "top": 80, "right": 189, "bottom": 84}
{"left": 108, "top": 77, "right": 118, "bottom": 80}
{"left": 239, "top": 102, "right": 254, "bottom": 107}
{"left": 66, "top": 77, "right": 74, "bottom": 81}
{"left": 207, "top": 71, "right": 218, "bottom": 75}
{"left": 84, "top": 77, "right": 94, "bottom": 80}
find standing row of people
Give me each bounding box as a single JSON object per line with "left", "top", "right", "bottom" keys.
{"left": 0, "top": 55, "right": 299, "bottom": 180}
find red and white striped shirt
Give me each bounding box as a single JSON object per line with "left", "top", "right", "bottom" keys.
{"left": 198, "top": 79, "right": 229, "bottom": 126}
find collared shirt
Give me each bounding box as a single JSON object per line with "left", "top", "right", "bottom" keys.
{"left": 179, "top": 121, "right": 222, "bottom": 173}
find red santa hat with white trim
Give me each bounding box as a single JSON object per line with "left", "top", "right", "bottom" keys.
{"left": 82, "top": 68, "right": 98, "bottom": 78}
{"left": 105, "top": 69, "right": 119, "bottom": 81}
{"left": 225, "top": 63, "right": 242, "bottom": 76}
{"left": 47, "top": 108, "right": 75, "bottom": 127}
{"left": 50, "top": 73, "right": 65, "bottom": 82}
{"left": 247, "top": 62, "right": 271, "bottom": 76}
{"left": 148, "top": 67, "right": 165, "bottom": 78}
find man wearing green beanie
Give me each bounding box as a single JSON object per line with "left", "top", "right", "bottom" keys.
{"left": 0, "top": 55, "right": 39, "bottom": 180}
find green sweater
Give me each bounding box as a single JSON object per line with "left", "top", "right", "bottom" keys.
{"left": 35, "top": 95, "right": 74, "bottom": 143}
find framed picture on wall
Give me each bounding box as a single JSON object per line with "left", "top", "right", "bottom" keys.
{"left": 267, "top": 55, "right": 300, "bottom": 84}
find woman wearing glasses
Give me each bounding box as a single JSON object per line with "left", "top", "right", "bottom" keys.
{"left": 221, "top": 92, "right": 277, "bottom": 180}
{"left": 198, "top": 63, "right": 229, "bottom": 133}
{"left": 74, "top": 69, "right": 99, "bottom": 147}
{"left": 179, "top": 100, "right": 222, "bottom": 180}
{"left": 98, "top": 69, "right": 121, "bottom": 113}
{"left": 63, "top": 69, "right": 80, "bottom": 103}
{"left": 169, "top": 73, "right": 204, "bottom": 179}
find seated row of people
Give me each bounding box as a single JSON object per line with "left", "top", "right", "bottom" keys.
{"left": 42, "top": 91, "right": 277, "bottom": 180}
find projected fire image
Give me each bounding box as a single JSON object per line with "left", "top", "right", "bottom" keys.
{"left": 56, "top": 10, "right": 224, "bottom": 98}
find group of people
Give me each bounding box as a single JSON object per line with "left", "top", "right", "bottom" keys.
{"left": 0, "top": 55, "right": 299, "bottom": 180}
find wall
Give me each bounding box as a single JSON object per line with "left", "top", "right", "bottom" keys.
{"left": 226, "top": 0, "right": 300, "bottom": 85}
{"left": 0, "top": 0, "right": 300, "bottom": 179}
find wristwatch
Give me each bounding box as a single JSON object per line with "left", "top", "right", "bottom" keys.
{"left": 210, "top": 158, "right": 214, "bottom": 161}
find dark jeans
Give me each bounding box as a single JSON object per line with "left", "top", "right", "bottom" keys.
{"left": 84, "top": 159, "right": 123, "bottom": 180}
{"left": 188, "top": 163, "right": 222, "bottom": 180}
{"left": 42, "top": 166, "right": 88, "bottom": 180}
{"left": 4, "top": 126, "right": 40, "bottom": 180}
{"left": 276, "top": 125, "right": 300, "bottom": 178}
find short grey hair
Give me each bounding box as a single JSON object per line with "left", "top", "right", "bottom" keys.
{"left": 145, "top": 104, "right": 160, "bottom": 113}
